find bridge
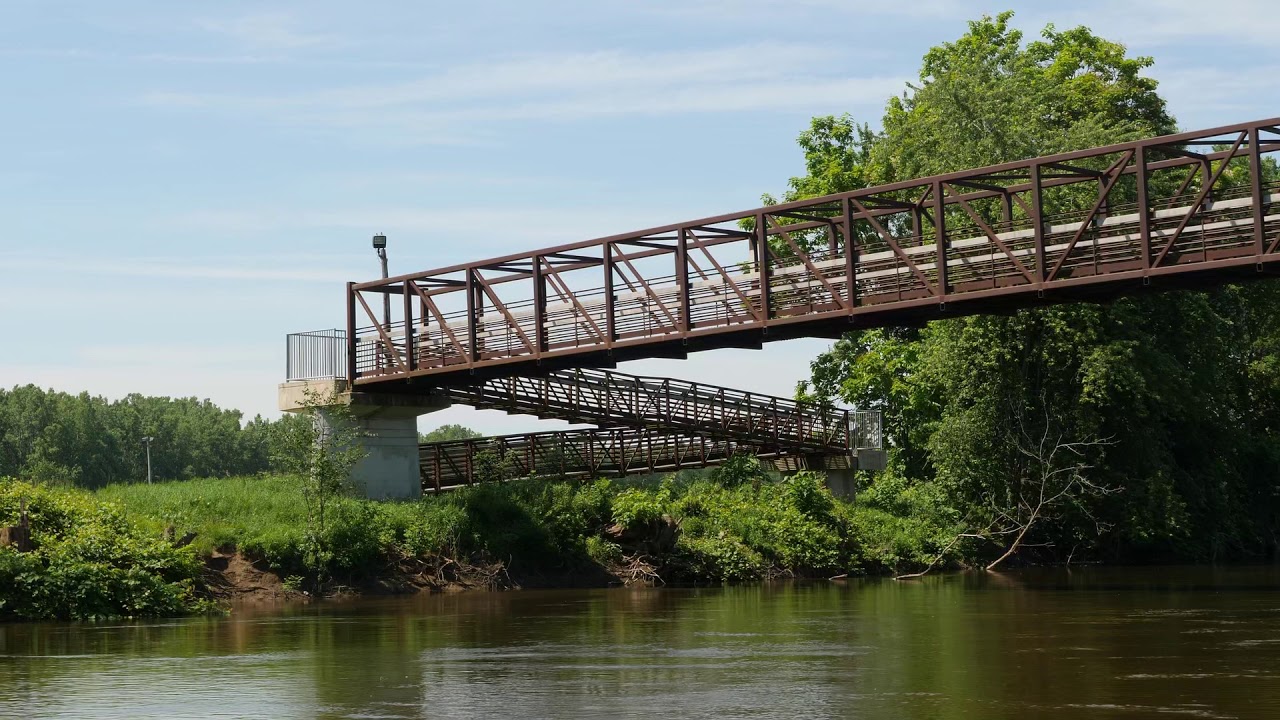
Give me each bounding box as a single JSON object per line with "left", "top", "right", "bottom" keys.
{"left": 284, "top": 117, "right": 1278, "bottom": 498}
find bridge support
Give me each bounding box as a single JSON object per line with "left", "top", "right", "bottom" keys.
{"left": 278, "top": 379, "right": 451, "bottom": 500}
{"left": 795, "top": 449, "right": 888, "bottom": 500}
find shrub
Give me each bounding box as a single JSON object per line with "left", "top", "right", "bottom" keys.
{"left": 0, "top": 479, "right": 212, "bottom": 621}
{"left": 584, "top": 536, "right": 623, "bottom": 566}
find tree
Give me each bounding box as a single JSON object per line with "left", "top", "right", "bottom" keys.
{"left": 421, "top": 424, "right": 482, "bottom": 443}
{"left": 791, "top": 12, "right": 1280, "bottom": 565}
{"left": 270, "top": 390, "right": 366, "bottom": 589}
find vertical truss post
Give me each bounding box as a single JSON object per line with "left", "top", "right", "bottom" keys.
{"left": 466, "top": 270, "right": 480, "bottom": 364}
{"left": 1250, "top": 126, "right": 1266, "bottom": 257}
{"left": 1136, "top": 146, "right": 1152, "bottom": 273}
{"left": 756, "top": 212, "right": 771, "bottom": 323}
{"left": 677, "top": 228, "right": 691, "bottom": 333}
{"left": 842, "top": 197, "right": 857, "bottom": 308}
{"left": 345, "top": 282, "right": 357, "bottom": 380}
{"left": 532, "top": 255, "right": 547, "bottom": 356}
{"left": 403, "top": 280, "right": 416, "bottom": 372}
{"left": 1031, "top": 163, "right": 1047, "bottom": 286}
{"left": 419, "top": 289, "right": 430, "bottom": 367}
{"left": 933, "top": 181, "right": 947, "bottom": 301}
{"left": 604, "top": 242, "right": 617, "bottom": 345}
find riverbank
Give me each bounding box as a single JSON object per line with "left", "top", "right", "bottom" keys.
{"left": 1, "top": 469, "right": 958, "bottom": 620}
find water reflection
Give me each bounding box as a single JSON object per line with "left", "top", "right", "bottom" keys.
{"left": 2, "top": 567, "right": 1279, "bottom": 719}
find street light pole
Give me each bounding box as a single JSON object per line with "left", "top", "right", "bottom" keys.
{"left": 373, "top": 233, "right": 390, "bottom": 327}
{"left": 141, "top": 436, "right": 154, "bottom": 484}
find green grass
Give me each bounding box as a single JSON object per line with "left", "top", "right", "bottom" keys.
{"left": 99, "top": 475, "right": 310, "bottom": 557}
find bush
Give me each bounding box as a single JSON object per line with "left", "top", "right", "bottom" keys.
{"left": 0, "top": 479, "right": 213, "bottom": 621}
{"left": 585, "top": 536, "right": 623, "bottom": 566}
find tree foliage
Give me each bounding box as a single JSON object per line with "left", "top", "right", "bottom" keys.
{"left": 420, "top": 424, "right": 482, "bottom": 443}
{"left": 269, "top": 390, "right": 366, "bottom": 587}
{"left": 0, "top": 385, "right": 312, "bottom": 488}
{"left": 792, "top": 12, "right": 1280, "bottom": 564}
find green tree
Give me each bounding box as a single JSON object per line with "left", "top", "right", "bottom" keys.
{"left": 421, "top": 423, "right": 482, "bottom": 443}
{"left": 270, "top": 391, "right": 366, "bottom": 588}
{"left": 792, "top": 12, "right": 1280, "bottom": 565}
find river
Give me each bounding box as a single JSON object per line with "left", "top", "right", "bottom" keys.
{"left": 2, "top": 566, "right": 1279, "bottom": 719}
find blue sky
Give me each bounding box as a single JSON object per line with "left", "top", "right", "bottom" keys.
{"left": 2, "top": 0, "right": 1276, "bottom": 435}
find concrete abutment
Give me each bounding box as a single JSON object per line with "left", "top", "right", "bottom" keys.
{"left": 278, "top": 379, "right": 450, "bottom": 500}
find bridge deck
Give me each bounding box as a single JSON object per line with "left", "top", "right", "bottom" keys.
{"left": 346, "top": 117, "right": 1280, "bottom": 388}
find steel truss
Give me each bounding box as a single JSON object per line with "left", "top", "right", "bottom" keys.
{"left": 346, "top": 117, "right": 1280, "bottom": 387}
{"left": 418, "top": 426, "right": 857, "bottom": 493}
{"left": 444, "top": 368, "right": 856, "bottom": 454}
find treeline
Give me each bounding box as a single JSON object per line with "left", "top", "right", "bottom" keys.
{"left": 0, "top": 385, "right": 308, "bottom": 489}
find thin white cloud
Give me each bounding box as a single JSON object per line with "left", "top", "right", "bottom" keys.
{"left": 643, "top": 0, "right": 972, "bottom": 22}
{"left": 1091, "top": 0, "right": 1277, "bottom": 46}
{"left": 0, "top": 250, "right": 350, "bottom": 284}
{"left": 197, "top": 11, "right": 337, "bottom": 51}
{"left": 1154, "top": 65, "right": 1280, "bottom": 125}
{"left": 140, "top": 44, "right": 904, "bottom": 143}
{"left": 166, "top": 203, "right": 709, "bottom": 249}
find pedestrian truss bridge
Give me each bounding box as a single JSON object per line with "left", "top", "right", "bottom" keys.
{"left": 287, "top": 117, "right": 1278, "bottom": 491}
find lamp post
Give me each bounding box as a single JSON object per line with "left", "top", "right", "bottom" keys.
{"left": 141, "top": 436, "right": 154, "bottom": 484}
{"left": 373, "top": 233, "right": 390, "bottom": 327}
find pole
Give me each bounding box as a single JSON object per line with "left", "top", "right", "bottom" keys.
{"left": 379, "top": 249, "right": 390, "bottom": 327}
{"left": 142, "top": 436, "right": 153, "bottom": 484}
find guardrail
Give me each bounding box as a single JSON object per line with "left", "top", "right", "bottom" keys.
{"left": 286, "top": 329, "right": 348, "bottom": 381}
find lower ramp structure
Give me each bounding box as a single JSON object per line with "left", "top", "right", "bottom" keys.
{"left": 443, "top": 367, "right": 853, "bottom": 453}
{"left": 418, "top": 423, "right": 876, "bottom": 493}
{"left": 420, "top": 366, "right": 882, "bottom": 492}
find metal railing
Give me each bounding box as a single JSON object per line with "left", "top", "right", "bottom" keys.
{"left": 286, "top": 329, "right": 348, "bottom": 381}
{"left": 347, "top": 117, "right": 1280, "bottom": 386}
{"left": 853, "top": 410, "right": 883, "bottom": 451}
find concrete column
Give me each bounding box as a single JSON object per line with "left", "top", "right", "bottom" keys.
{"left": 822, "top": 467, "right": 858, "bottom": 500}
{"left": 279, "top": 379, "right": 450, "bottom": 501}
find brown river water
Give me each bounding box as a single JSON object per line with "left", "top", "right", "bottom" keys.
{"left": 2, "top": 566, "right": 1280, "bottom": 719}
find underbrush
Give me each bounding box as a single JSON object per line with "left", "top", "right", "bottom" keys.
{"left": 0, "top": 479, "right": 214, "bottom": 621}
{"left": 99, "top": 468, "right": 963, "bottom": 588}
{"left": 1, "top": 467, "right": 965, "bottom": 620}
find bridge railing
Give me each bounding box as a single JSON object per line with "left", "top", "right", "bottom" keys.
{"left": 345, "top": 117, "right": 1280, "bottom": 385}
{"left": 286, "top": 329, "right": 348, "bottom": 381}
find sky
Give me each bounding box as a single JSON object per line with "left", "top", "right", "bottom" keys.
{"left": 1, "top": 0, "right": 1277, "bottom": 436}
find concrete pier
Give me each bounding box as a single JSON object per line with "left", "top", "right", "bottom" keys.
{"left": 278, "top": 379, "right": 450, "bottom": 500}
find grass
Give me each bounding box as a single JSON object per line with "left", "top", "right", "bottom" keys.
{"left": 98, "top": 475, "right": 310, "bottom": 557}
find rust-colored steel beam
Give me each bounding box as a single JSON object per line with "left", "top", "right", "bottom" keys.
{"left": 341, "top": 117, "right": 1279, "bottom": 387}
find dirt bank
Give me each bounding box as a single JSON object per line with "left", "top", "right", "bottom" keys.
{"left": 200, "top": 551, "right": 634, "bottom": 603}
